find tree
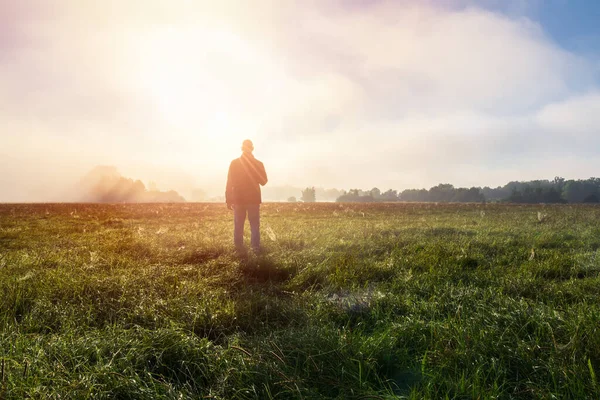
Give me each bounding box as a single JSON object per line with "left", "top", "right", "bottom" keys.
{"left": 336, "top": 190, "right": 373, "bottom": 202}
{"left": 429, "top": 184, "right": 455, "bottom": 202}
{"left": 553, "top": 176, "right": 565, "bottom": 191}
{"left": 452, "top": 187, "right": 484, "bottom": 203}
{"left": 399, "top": 188, "right": 428, "bottom": 202}
{"left": 315, "top": 188, "right": 343, "bottom": 202}
{"left": 370, "top": 187, "right": 381, "bottom": 199}
{"left": 563, "top": 180, "right": 599, "bottom": 203}
{"left": 287, "top": 196, "right": 297, "bottom": 202}
{"left": 78, "top": 166, "right": 186, "bottom": 203}
{"left": 381, "top": 189, "right": 399, "bottom": 201}
{"left": 301, "top": 187, "right": 316, "bottom": 203}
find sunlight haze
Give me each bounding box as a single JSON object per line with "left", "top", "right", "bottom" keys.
{"left": 1, "top": 0, "right": 599, "bottom": 201}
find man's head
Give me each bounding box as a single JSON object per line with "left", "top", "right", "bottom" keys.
{"left": 241, "top": 139, "right": 254, "bottom": 154}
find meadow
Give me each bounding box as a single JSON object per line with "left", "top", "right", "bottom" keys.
{"left": 1, "top": 202, "right": 599, "bottom": 399}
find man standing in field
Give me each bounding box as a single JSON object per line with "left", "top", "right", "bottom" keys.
{"left": 226, "top": 139, "right": 268, "bottom": 252}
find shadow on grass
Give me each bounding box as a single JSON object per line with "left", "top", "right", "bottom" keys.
{"left": 237, "top": 252, "right": 291, "bottom": 284}
{"left": 389, "top": 368, "right": 424, "bottom": 397}
{"left": 180, "top": 247, "right": 228, "bottom": 264}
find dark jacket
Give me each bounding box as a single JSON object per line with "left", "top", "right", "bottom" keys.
{"left": 226, "top": 153, "right": 268, "bottom": 205}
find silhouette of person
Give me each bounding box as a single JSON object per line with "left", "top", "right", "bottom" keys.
{"left": 226, "top": 139, "right": 268, "bottom": 252}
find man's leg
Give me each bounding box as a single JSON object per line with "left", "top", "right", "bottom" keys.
{"left": 247, "top": 204, "right": 261, "bottom": 252}
{"left": 233, "top": 205, "right": 247, "bottom": 249}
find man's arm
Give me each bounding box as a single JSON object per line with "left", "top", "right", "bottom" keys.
{"left": 258, "top": 161, "right": 268, "bottom": 186}
{"left": 225, "top": 161, "right": 234, "bottom": 208}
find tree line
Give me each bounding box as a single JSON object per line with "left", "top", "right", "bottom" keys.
{"left": 78, "top": 166, "right": 186, "bottom": 203}
{"left": 321, "top": 177, "right": 600, "bottom": 204}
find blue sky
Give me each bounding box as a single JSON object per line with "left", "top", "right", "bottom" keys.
{"left": 485, "top": 0, "right": 600, "bottom": 55}
{"left": 1, "top": 0, "right": 600, "bottom": 201}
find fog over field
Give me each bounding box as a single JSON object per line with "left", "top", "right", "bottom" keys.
{"left": 2, "top": 0, "right": 600, "bottom": 202}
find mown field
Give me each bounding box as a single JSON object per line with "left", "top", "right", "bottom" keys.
{"left": 1, "top": 203, "right": 599, "bottom": 399}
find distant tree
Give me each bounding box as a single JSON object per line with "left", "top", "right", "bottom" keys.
{"left": 381, "top": 189, "right": 399, "bottom": 201}
{"left": 324, "top": 188, "right": 343, "bottom": 201}
{"left": 399, "top": 188, "right": 428, "bottom": 202}
{"left": 287, "top": 196, "right": 297, "bottom": 202}
{"left": 78, "top": 166, "right": 186, "bottom": 203}
{"left": 334, "top": 177, "right": 600, "bottom": 205}
{"left": 336, "top": 188, "right": 374, "bottom": 202}
{"left": 543, "top": 187, "right": 565, "bottom": 203}
{"left": 562, "top": 180, "right": 599, "bottom": 203}
{"left": 482, "top": 186, "right": 508, "bottom": 202}
{"left": 301, "top": 187, "right": 316, "bottom": 203}
{"left": 145, "top": 190, "right": 186, "bottom": 203}
{"left": 452, "top": 187, "right": 485, "bottom": 203}
{"left": 314, "top": 187, "right": 343, "bottom": 202}
{"left": 553, "top": 176, "right": 566, "bottom": 191}
{"left": 130, "top": 180, "right": 146, "bottom": 200}
{"left": 505, "top": 185, "right": 565, "bottom": 204}
{"left": 336, "top": 193, "right": 373, "bottom": 202}
{"left": 370, "top": 187, "right": 381, "bottom": 199}
{"left": 429, "top": 184, "right": 455, "bottom": 202}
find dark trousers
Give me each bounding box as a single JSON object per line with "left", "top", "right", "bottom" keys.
{"left": 233, "top": 204, "right": 260, "bottom": 250}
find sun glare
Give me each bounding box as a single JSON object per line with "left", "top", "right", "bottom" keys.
{"left": 130, "top": 27, "right": 263, "bottom": 145}
{"left": 122, "top": 21, "right": 293, "bottom": 169}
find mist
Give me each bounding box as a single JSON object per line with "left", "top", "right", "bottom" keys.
{"left": 1, "top": 0, "right": 600, "bottom": 202}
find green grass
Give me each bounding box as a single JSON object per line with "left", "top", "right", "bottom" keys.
{"left": 1, "top": 203, "right": 599, "bottom": 399}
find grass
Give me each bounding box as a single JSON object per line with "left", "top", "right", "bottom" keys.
{"left": 0, "top": 202, "right": 599, "bottom": 399}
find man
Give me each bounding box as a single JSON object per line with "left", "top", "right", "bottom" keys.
{"left": 225, "top": 139, "right": 268, "bottom": 252}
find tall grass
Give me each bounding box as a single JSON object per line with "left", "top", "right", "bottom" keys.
{"left": 0, "top": 203, "right": 599, "bottom": 398}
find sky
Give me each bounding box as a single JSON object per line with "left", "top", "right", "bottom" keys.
{"left": 1, "top": 0, "right": 599, "bottom": 201}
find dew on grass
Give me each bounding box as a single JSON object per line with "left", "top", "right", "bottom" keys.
{"left": 17, "top": 271, "right": 35, "bottom": 282}
{"left": 265, "top": 226, "right": 277, "bottom": 242}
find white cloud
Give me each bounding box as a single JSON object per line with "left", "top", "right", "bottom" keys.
{"left": 0, "top": 0, "right": 599, "bottom": 200}
{"left": 536, "top": 92, "right": 600, "bottom": 137}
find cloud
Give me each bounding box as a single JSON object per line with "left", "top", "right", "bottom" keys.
{"left": 0, "top": 0, "right": 599, "bottom": 200}
{"left": 537, "top": 92, "right": 600, "bottom": 137}
{"left": 255, "top": 1, "right": 599, "bottom": 188}
{"left": 274, "top": 2, "right": 591, "bottom": 109}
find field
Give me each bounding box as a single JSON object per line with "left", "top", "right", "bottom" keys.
{"left": 1, "top": 203, "right": 600, "bottom": 399}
